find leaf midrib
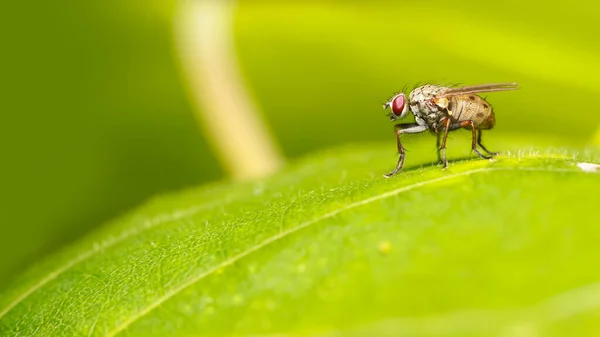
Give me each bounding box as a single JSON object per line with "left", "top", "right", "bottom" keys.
{"left": 103, "top": 165, "right": 586, "bottom": 336}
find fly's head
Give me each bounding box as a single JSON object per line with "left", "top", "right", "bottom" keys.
{"left": 383, "top": 93, "right": 409, "bottom": 122}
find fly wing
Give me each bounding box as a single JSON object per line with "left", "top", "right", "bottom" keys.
{"left": 436, "top": 82, "right": 519, "bottom": 98}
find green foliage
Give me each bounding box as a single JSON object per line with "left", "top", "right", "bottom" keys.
{"left": 2, "top": 0, "right": 599, "bottom": 292}
{"left": 1, "top": 1, "right": 600, "bottom": 334}
{"left": 1, "top": 135, "right": 598, "bottom": 336}
{"left": 0, "top": 0, "right": 220, "bottom": 285}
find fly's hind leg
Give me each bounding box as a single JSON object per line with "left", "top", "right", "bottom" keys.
{"left": 384, "top": 123, "right": 428, "bottom": 178}
{"left": 442, "top": 120, "right": 491, "bottom": 167}
{"left": 477, "top": 130, "right": 498, "bottom": 156}
{"left": 460, "top": 120, "right": 492, "bottom": 160}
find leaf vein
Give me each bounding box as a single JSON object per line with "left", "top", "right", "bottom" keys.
{"left": 106, "top": 166, "right": 585, "bottom": 336}
{"left": 0, "top": 200, "right": 235, "bottom": 319}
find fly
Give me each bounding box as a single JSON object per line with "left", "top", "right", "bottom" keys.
{"left": 382, "top": 82, "right": 519, "bottom": 177}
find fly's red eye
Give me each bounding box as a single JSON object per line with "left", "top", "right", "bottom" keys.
{"left": 391, "top": 94, "right": 406, "bottom": 116}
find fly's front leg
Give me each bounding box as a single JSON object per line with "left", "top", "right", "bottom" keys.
{"left": 384, "top": 123, "right": 428, "bottom": 178}
{"left": 477, "top": 130, "right": 498, "bottom": 156}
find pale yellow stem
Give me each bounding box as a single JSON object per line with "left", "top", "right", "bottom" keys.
{"left": 174, "top": 0, "right": 284, "bottom": 180}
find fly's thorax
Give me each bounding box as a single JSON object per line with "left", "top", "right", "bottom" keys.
{"left": 409, "top": 85, "right": 450, "bottom": 115}
{"left": 409, "top": 85, "right": 448, "bottom": 102}
{"left": 409, "top": 85, "right": 450, "bottom": 127}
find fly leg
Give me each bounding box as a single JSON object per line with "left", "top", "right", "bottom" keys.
{"left": 436, "top": 132, "right": 442, "bottom": 163}
{"left": 455, "top": 120, "right": 492, "bottom": 160}
{"left": 440, "top": 119, "right": 491, "bottom": 168}
{"left": 477, "top": 130, "right": 498, "bottom": 156}
{"left": 439, "top": 118, "right": 452, "bottom": 169}
{"left": 384, "top": 123, "right": 428, "bottom": 178}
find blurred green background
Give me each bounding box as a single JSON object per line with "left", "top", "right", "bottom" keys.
{"left": 0, "top": 0, "right": 598, "bottom": 288}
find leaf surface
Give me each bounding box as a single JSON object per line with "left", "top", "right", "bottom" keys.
{"left": 1, "top": 137, "right": 599, "bottom": 337}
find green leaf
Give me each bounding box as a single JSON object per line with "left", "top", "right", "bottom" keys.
{"left": 1, "top": 136, "right": 599, "bottom": 336}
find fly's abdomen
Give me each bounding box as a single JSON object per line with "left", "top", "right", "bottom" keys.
{"left": 450, "top": 95, "right": 495, "bottom": 129}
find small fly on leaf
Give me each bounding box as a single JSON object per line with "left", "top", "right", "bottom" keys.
{"left": 382, "top": 82, "right": 519, "bottom": 177}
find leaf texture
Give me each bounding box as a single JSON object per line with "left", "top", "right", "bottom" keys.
{"left": 1, "top": 140, "right": 599, "bottom": 337}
